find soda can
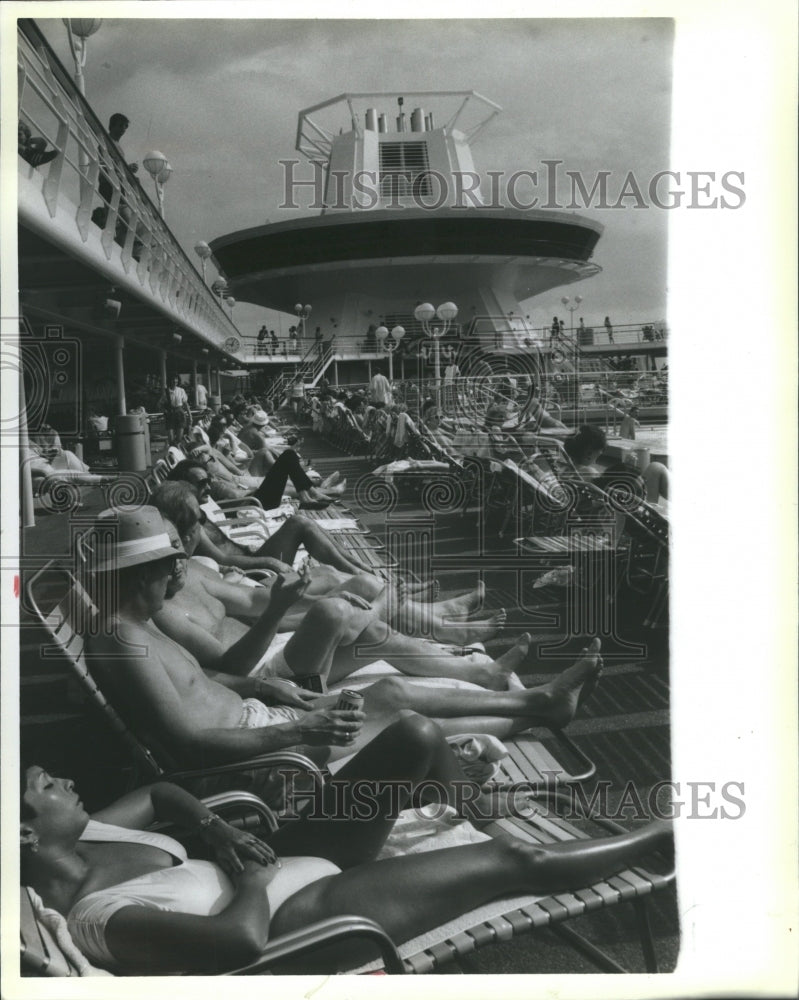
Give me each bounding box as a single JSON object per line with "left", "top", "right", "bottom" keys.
{"left": 336, "top": 689, "right": 364, "bottom": 713}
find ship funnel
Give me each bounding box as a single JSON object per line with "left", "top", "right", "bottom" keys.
{"left": 411, "top": 107, "right": 425, "bottom": 132}
{"left": 378, "top": 113, "right": 387, "bottom": 133}
{"left": 424, "top": 113, "right": 433, "bottom": 130}
{"left": 365, "top": 108, "right": 377, "bottom": 131}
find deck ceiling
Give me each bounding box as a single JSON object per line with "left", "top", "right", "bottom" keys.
{"left": 17, "top": 226, "right": 238, "bottom": 368}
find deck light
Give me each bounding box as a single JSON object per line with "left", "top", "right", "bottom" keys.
{"left": 194, "top": 241, "right": 212, "bottom": 282}
{"left": 415, "top": 302, "right": 458, "bottom": 409}
{"left": 143, "top": 151, "right": 171, "bottom": 217}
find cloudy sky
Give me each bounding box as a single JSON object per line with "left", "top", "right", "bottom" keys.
{"left": 37, "top": 16, "right": 673, "bottom": 338}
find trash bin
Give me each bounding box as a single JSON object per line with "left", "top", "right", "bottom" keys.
{"left": 115, "top": 413, "right": 148, "bottom": 472}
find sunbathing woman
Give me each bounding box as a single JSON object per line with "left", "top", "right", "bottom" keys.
{"left": 20, "top": 731, "right": 672, "bottom": 975}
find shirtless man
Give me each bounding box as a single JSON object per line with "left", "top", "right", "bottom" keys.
{"left": 151, "top": 481, "right": 508, "bottom": 653}
{"left": 153, "top": 510, "right": 523, "bottom": 692}
{"left": 86, "top": 507, "right": 603, "bottom": 789}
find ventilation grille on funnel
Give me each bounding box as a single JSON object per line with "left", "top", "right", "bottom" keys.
{"left": 379, "top": 141, "right": 431, "bottom": 199}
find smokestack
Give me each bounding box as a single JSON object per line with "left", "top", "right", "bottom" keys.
{"left": 411, "top": 107, "right": 425, "bottom": 132}
{"left": 378, "top": 113, "right": 387, "bottom": 133}
{"left": 365, "top": 108, "right": 377, "bottom": 131}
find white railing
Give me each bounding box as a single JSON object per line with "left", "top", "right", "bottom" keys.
{"left": 532, "top": 322, "right": 668, "bottom": 348}
{"left": 17, "top": 20, "right": 241, "bottom": 354}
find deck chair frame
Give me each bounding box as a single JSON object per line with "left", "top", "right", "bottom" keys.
{"left": 26, "top": 561, "right": 326, "bottom": 795}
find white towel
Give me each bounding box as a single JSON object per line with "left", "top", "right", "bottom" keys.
{"left": 24, "top": 888, "right": 113, "bottom": 976}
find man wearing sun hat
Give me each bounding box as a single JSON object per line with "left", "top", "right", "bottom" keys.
{"left": 85, "top": 504, "right": 366, "bottom": 799}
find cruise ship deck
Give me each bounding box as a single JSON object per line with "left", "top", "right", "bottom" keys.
{"left": 13, "top": 15, "right": 677, "bottom": 980}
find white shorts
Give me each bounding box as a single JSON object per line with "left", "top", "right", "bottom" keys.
{"left": 249, "top": 631, "right": 293, "bottom": 678}
{"left": 238, "top": 696, "right": 302, "bottom": 727}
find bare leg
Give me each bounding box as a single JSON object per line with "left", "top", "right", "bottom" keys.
{"left": 270, "top": 714, "right": 549, "bottom": 859}
{"left": 327, "top": 619, "right": 523, "bottom": 689}
{"left": 257, "top": 515, "right": 374, "bottom": 575}
{"left": 432, "top": 581, "right": 486, "bottom": 618}
{"left": 356, "top": 639, "right": 602, "bottom": 733}
{"left": 273, "top": 817, "right": 670, "bottom": 962}
{"left": 281, "top": 597, "right": 383, "bottom": 680}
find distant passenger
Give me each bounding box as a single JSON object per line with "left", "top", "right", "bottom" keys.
{"left": 604, "top": 316, "right": 614, "bottom": 344}
{"left": 161, "top": 376, "right": 191, "bottom": 447}
{"left": 563, "top": 425, "right": 607, "bottom": 479}
{"left": 18, "top": 122, "right": 58, "bottom": 168}
{"left": 368, "top": 371, "right": 392, "bottom": 409}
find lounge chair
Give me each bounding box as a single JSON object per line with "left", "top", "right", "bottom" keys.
{"left": 19, "top": 788, "right": 675, "bottom": 976}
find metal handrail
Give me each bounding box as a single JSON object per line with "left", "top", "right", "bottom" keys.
{"left": 17, "top": 19, "right": 242, "bottom": 356}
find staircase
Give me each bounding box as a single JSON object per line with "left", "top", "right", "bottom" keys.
{"left": 262, "top": 341, "right": 335, "bottom": 408}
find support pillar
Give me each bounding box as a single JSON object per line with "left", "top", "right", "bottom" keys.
{"left": 367, "top": 360, "right": 372, "bottom": 382}
{"left": 115, "top": 335, "right": 127, "bottom": 415}
{"left": 160, "top": 350, "right": 168, "bottom": 392}
{"left": 333, "top": 360, "right": 339, "bottom": 386}
{"left": 192, "top": 358, "right": 198, "bottom": 407}
{"left": 20, "top": 362, "right": 35, "bottom": 528}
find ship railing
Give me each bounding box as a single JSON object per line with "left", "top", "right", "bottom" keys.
{"left": 17, "top": 19, "right": 241, "bottom": 353}
{"left": 538, "top": 322, "right": 668, "bottom": 347}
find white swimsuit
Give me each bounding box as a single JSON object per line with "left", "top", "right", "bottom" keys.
{"left": 68, "top": 820, "right": 339, "bottom": 971}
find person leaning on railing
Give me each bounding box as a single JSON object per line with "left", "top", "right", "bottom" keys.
{"left": 18, "top": 121, "right": 58, "bottom": 168}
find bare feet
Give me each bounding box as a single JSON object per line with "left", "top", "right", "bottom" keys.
{"left": 530, "top": 638, "right": 602, "bottom": 728}
{"left": 434, "top": 581, "right": 486, "bottom": 619}
{"left": 405, "top": 579, "right": 440, "bottom": 601}
{"left": 433, "top": 608, "right": 507, "bottom": 645}
{"left": 493, "top": 632, "right": 532, "bottom": 677}
{"left": 321, "top": 472, "right": 341, "bottom": 488}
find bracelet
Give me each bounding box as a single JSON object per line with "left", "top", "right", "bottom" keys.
{"left": 197, "top": 813, "right": 221, "bottom": 833}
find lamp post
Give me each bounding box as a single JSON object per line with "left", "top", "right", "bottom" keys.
{"left": 194, "top": 241, "right": 212, "bottom": 282}
{"left": 374, "top": 324, "right": 405, "bottom": 384}
{"left": 561, "top": 295, "right": 583, "bottom": 423}
{"left": 143, "top": 151, "right": 171, "bottom": 217}
{"left": 63, "top": 19, "right": 102, "bottom": 96}
{"left": 560, "top": 295, "right": 583, "bottom": 336}
{"left": 414, "top": 302, "right": 458, "bottom": 411}
{"left": 294, "top": 303, "right": 312, "bottom": 346}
